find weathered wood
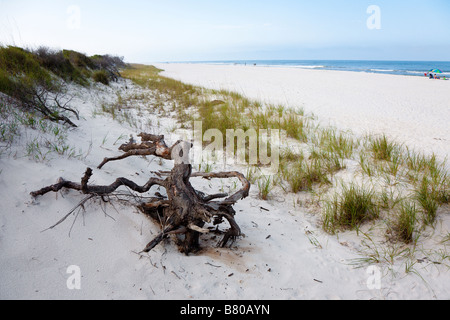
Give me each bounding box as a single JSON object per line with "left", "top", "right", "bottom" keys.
{"left": 31, "top": 133, "right": 251, "bottom": 255}
{"left": 31, "top": 168, "right": 168, "bottom": 197}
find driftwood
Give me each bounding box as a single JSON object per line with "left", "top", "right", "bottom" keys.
{"left": 31, "top": 133, "right": 250, "bottom": 255}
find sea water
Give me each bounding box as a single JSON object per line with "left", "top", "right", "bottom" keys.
{"left": 185, "top": 60, "right": 450, "bottom": 77}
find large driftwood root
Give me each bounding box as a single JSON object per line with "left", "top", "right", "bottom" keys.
{"left": 31, "top": 133, "right": 250, "bottom": 255}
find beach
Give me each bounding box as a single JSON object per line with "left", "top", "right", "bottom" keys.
{"left": 156, "top": 63, "right": 450, "bottom": 166}
{"left": 3, "top": 0, "right": 450, "bottom": 305}
{"left": 0, "top": 63, "right": 449, "bottom": 301}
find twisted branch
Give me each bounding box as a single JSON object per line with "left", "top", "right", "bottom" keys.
{"left": 31, "top": 133, "right": 251, "bottom": 255}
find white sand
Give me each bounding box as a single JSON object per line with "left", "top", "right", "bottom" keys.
{"left": 0, "top": 71, "right": 449, "bottom": 301}
{"left": 156, "top": 63, "right": 450, "bottom": 165}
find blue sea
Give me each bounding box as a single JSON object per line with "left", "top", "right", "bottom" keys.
{"left": 187, "top": 60, "right": 450, "bottom": 77}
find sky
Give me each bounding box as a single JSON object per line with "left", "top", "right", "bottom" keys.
{"left": 0, "top": 0, "right": 449, "bottom": 62}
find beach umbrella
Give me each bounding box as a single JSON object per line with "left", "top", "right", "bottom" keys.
{"left": 429, "top": 69, "right": 443, "bottom": 73}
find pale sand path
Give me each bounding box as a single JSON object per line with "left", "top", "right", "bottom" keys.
{"left": 156, "top": 63, "right": 450, "bottom": 165}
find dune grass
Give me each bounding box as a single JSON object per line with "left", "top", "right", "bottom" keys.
{"left": 2, "top": 52, "right": 446, "bottom": 259}
{"left": 257, "top": 175, "right": 273, "bottom": 200}
{"left": 3, "top": 58, "right": 444, "bottom": 271}
{"left": 369, "top": 134, "right": 399, "bottom": 162}
{"left": 120, "top": 64, "right": 450, "bottom": 249}
{"left": 0, "top": 98, "right": 84, "bottom": 162}
{"left": 282, "top": 157, "right": 333, "bottom": 193}
{"left": 3, "top": 58, "right": 445, "bottom": 274}
{"left": 391, "top": 202, "right": 418, "bottom": 244}
{"left": 322, "top": 183, "right": 379, "bottom": 234}
{"left": 416, "top": 176, "right": 440, "bottom": 226}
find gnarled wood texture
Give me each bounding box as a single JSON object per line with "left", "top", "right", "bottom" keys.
{"left": 31, "top": 133, "right": 251, "bottom": 255}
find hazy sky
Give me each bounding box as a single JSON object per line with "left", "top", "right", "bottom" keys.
{"left": 1, "top": 0, "right": 449, "bottom": 62}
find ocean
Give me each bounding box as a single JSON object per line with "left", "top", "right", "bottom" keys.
{"left": 187, "top": 60, "right": 450, "bottom": 77}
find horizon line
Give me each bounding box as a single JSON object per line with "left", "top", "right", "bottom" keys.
{"left": 154, "top": 59, "right": 450, "bottom": 63}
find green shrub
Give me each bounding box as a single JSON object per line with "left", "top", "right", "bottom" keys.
{"left": 0, "top": 45, "right": 127, "bottom": 126}
{"left": 0, "top": 46, "right": 53, "bottom": 89}
{"left": 34, "top": 47, "right": 88, "bottom": 85}
{"left": 0, "top": 46, "right": 77, "bottom": 127}
{"left": 62, "top": 49, "right": 96, "bottom": 70}
{"left": 93, "top": 70, "right": 110, "bottom": 85}
{"left": 0, "top": 46, "right": 56, "bottom": 102}
{"left": 0, "top": 69, "right": 15, "bottom": 95}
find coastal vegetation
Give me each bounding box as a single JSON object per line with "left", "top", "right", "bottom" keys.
{"left": 0, "top": 50, "right": 448, "bottom": 267}
{"left": 0, "top": 45, "right": 126, "bottom": 162}
{"left": 0, "top": 45, "right": 126, "bottom": 127}
{"left": 119, "top": 64, "right": 449, "bottom": 253}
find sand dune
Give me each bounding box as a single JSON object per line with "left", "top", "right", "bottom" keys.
{"left": 156, "top": 63, "right": 450, "bottom": 165}
{"left": 1, "top": 67, "right": 449, "bottom": 301}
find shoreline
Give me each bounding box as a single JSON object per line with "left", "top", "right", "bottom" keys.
{"left": 155, "top": 60, "right": 450, "bottom": 78}
{"left": 155, "top": 62, "right": 450, "bottom": 166}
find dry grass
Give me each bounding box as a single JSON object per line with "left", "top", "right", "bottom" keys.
{"left": 121, "top": 64, "right": 450, "bottom": 249}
